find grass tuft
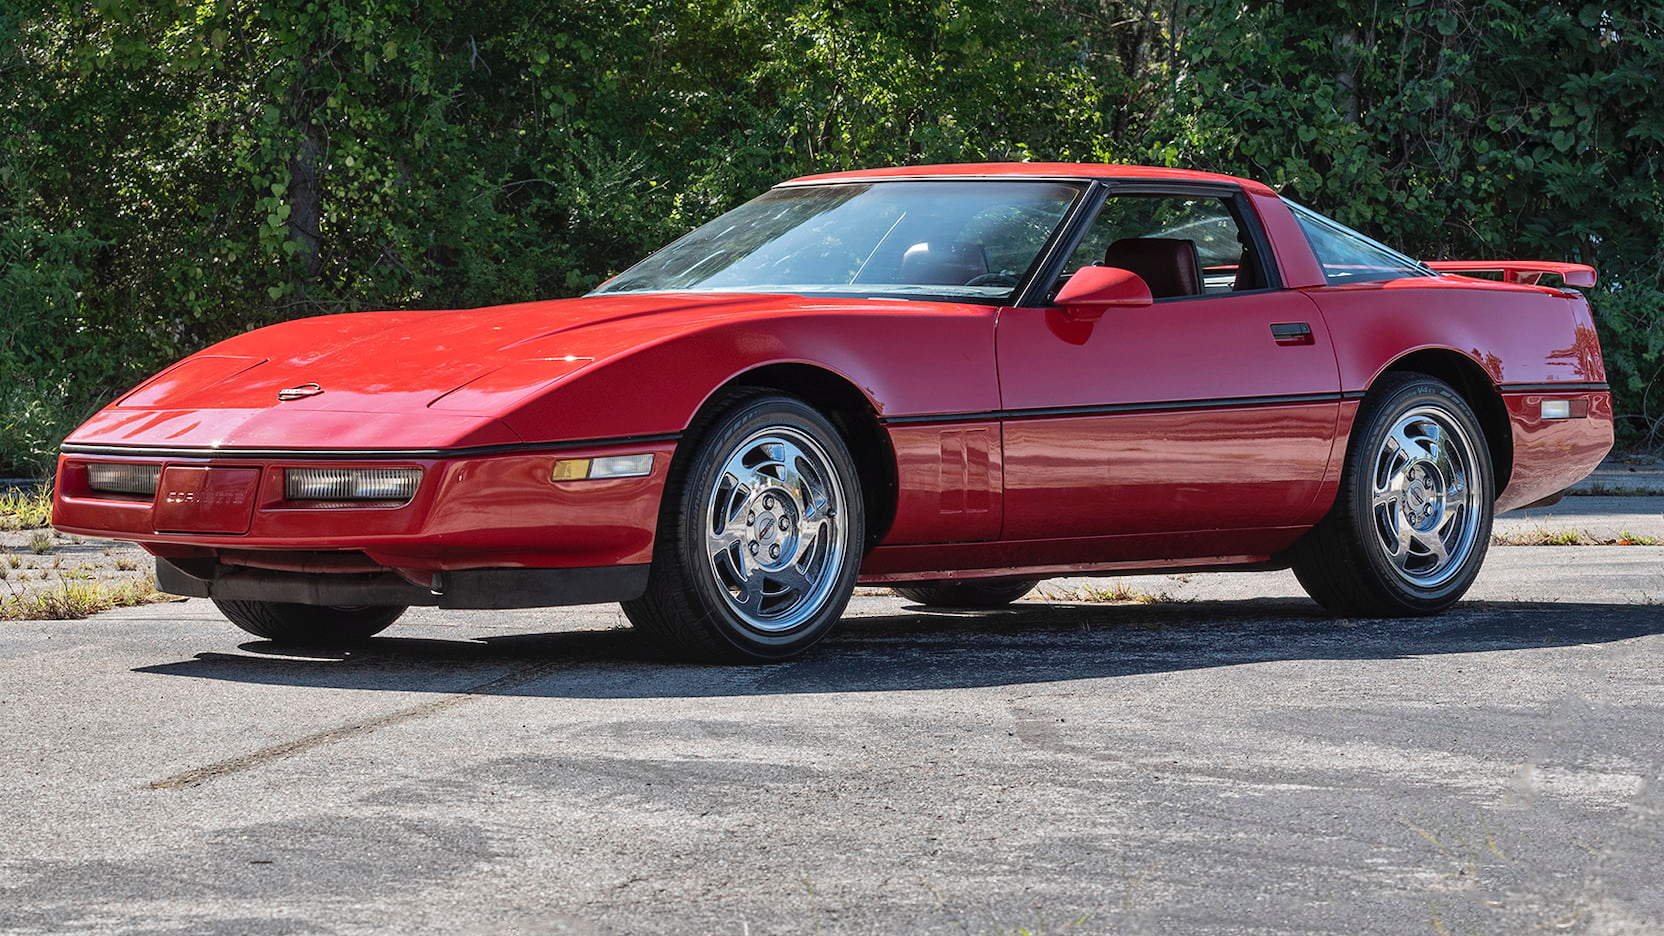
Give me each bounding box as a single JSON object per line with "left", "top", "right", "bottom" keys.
{"left": 1573, "top": 483, "right": 1664, "bottom": 497}
{"left": 0, "top": 485, "right": 53, "bottom": 531}
{"left": 1041, "top": 581, "right": 1184, "bottom": 604}
{"left": 0, "top": 574, "right": 171, "bottom": 621}
{"left": 28, "top": 530, "right": 55, "bottom": 554}
{"left": 1493, "top": 527, "right": 1662, "bottom": 546}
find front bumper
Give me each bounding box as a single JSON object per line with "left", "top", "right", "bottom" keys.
{"left": 52, "top": 440, "right": 676, "bottom": 596}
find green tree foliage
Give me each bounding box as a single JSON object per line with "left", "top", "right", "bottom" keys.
{"left": 0, "top": 0, "right": 1133, "bottom": 475}
{"left": 1166, "top": 1, "right": 1664, "bottom": 439}
{"left": 1, "top": 1, "right": 1661, "bottom": 476}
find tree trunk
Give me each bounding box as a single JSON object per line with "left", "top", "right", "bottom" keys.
{"left": 288, "top": 131, "right": 322, "bottom": 285}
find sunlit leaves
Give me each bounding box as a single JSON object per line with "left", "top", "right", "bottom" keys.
{"left": 3, "top": 0, "right": 1663, "bottom": 475}
{"left": 1166, "top": 0, "right": 1664, "bottom": 442}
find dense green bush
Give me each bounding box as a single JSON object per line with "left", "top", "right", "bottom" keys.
{"left": 1, "top": 1, "right": 1660, "bottom": 477}
{"left": 0, "top": 0, "right": 1129, "bottom": 475}
{"left": 1167, "top": 1, "right": 1664, "bottom": 440}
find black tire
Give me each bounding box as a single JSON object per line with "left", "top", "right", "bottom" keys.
{"left": 1291, "top": 372, "right": 1494, "bottom": 616}
{"left": 622, "top": 393, "right": 865, "bottom": 662}
{"left": 893, "top": 579, "right": 1038, "bottom": 608}
{"left": 213, "top": 599, "right": 406, "bottom": 645}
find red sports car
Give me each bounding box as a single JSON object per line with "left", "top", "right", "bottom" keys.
{"left": 52, "top": 163, "right": 1613, "bottom": 661}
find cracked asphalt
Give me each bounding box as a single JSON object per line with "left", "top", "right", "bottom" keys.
{"left": 3, "top": 532, "right": 1662, "bottom": 934}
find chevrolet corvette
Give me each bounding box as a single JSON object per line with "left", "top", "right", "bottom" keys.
{"left": 52, "top": 163, "right": 1614, "bottom": 661}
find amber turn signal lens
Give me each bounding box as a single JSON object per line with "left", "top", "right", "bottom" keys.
{"left": 550, "top": 454, "right": 654, "bottom": 482}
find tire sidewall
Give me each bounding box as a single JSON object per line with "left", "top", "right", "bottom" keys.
{"left": 1345, "top": 377, "right": 1494, "bottom": 610}
{"left": 674, "top": 394, "right": 864, "bottom": 658}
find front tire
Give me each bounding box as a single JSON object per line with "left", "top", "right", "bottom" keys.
{"left": 623, "top": 393, "right": 864, "bottom": 662}
{"left": 1291, "top": 373, "right": 1494, "bottom": 616}
{"left": 214, "top": 599, "right": 405, "bottom": 645}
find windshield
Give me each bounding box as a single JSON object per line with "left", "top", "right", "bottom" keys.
{"left": 591, "top": 180, "right": 1085, "bottom": 302}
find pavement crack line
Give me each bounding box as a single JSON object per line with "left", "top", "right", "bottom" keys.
{"left": 140, "top": 656, "right": 594, "bottom": 791}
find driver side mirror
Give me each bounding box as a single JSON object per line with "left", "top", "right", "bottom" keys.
{"left": 1052, "top": 265, "right": 1154, "bottom": 321}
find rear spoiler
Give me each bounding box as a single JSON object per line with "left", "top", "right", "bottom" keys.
{"left": 1424, "top": 260, "right": 1596, "bottom": 289}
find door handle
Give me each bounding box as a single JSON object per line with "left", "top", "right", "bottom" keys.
{"left": 1271, "top": 322, "right": 1314, "bottom": 346}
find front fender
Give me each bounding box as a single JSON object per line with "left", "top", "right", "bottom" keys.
{"left": 499, "top": 303, "right": 1002, "bottom": 443}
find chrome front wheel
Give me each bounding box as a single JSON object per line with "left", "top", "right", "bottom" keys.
{"left": 623, "top": 393, "right": 863, "bottom": 662}
{"left": 702, "top": 425, "right": 851, "bottom": 634}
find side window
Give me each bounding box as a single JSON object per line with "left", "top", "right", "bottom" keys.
{"left": 1060, "top": 194, "right": 1266, "bottom": 299}
{"left": 1287, "top": 201, "right": 1429, "bottom": 284}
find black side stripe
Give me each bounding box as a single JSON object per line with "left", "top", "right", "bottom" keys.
{"left": 1496, "top": 382, "right": 1609, "bottom": 394}
{"left": 880, "top": 382, "right": 1609, "bottom": 428}
{"left": 881, "top": 392, "right": 1348, "bottom": 427}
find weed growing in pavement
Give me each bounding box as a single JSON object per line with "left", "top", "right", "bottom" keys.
{"left": 114, "top": 557, "right": 138, "bottom": 571}
{"left": 0, "top": 574, "right": 171, "bottom": 621}
{"left": 0, "top": 485, "right": 52, "bottom": 531}
{"left": 28, "top": 531, "right": 54, "bottom": 554}
{"left": 1574, "top": 483, "right": 1664, "bottom": 496}
{"left": 1493, "top": 527, "right": 1662, "bottom": 546}
{"left": 1040, "top": 581, "right": 1185, "bottom": 604}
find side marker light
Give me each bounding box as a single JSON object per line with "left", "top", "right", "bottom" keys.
{"left": 550, "top": 454, "right": 655, "bottom": 482}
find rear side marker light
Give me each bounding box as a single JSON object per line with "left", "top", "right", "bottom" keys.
{"left": 285, "top": 467, "right": 421, "bottom": 502}
{"left": 1539, "top": 399, "right": 1588, "bottom": 420}
{"left": 550, "top": 454, "right": 655, "bottom": 482}
{"left": 87, "top": 464, "right": 161, "bottom": 496}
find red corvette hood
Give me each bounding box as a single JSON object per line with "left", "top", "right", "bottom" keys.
{"left": 66, "top": 292, "right": 800, "bottom": 451}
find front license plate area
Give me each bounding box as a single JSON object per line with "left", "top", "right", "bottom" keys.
{"left": 153, "top": 467, "right": 261, "bottom": 534}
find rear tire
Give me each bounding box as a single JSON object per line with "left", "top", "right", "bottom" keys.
{"left": 622, "top": 393, "right": 864, "bottom": 662}
{"left": 1291, "top": 373, "right": 1494, "bottom": 616}
{"left": 893, "top": 579, "right": 1038, "bottom": 608}
{"left": 214, "top": 599, "right": 405, "bottom": 645}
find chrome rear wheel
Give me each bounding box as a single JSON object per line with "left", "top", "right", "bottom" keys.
{"left": 1366, "top": 403, "right": 1486, "bottom": 591}
{"left": 1292, "top": 373, "right": 1494, "bottom": 616}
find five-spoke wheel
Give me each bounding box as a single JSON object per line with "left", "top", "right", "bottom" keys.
{"left": 1291, "top": 373, "right": 1494, "bottom": 616}
{"left": 1365, "top": 402, "right": 1486, "bottom": 591}
{"left": 702, "top": 424, "right": 851, "bottom": 633}
{"left": 623, "top": 393, "right": 863, "bottom": 662}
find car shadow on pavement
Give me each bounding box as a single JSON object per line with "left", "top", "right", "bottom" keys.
{"left": 132, "top": 597, "right": 1664, "bottom": 698}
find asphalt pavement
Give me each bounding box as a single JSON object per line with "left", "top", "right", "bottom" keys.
{"left": 5, "top": 503, "right": 1663, "bottom": 935}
